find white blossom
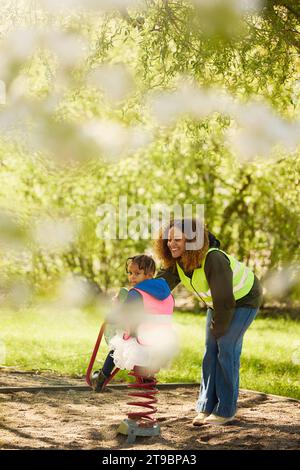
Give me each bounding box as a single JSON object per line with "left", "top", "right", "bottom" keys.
{"left": 32, "top": 217, "right": 76, "bottom": 252}
{"left": 88, "top": 63, "right": 134, "bottom": 102}
{"left": 39, "top": 0, "right": 144, "bottom": 13}
{"left": 81, "top": 120, "right": 152, "bottom": 160}
{"left": 57, "top": 274, "right": 94, "bottom": 309}
{"left": 263, "top": 265, "right": 300, "bottom": 300}
{"left": 191, "top": 0, "right": 263, "bottom": 13}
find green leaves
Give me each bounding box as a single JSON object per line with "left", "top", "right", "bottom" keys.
{"left": 0, "top": 0, "right": 299, "bottom": 306}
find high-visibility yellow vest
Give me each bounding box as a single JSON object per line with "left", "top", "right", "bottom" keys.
{"left": 176, "top": 248, "right": 254, "bottom": 308}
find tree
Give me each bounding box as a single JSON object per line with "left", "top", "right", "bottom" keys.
{"left": 0, "top": 0, "right": 299, "bottom": 305}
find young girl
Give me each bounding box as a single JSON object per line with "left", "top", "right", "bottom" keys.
{"left": 91, "top": 255, "right": 177, "bottom": 392}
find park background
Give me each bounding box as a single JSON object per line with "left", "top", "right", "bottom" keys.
{"left": 0, "top": 0, "right": 299, "bottom": 400}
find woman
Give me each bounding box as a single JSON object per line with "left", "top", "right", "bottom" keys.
{"left": 154, "top": 218, "right": 263, "bottom": 425}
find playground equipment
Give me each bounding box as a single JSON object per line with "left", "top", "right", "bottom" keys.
{"left": 117, "top": 367, "right": 160, "bottom": 444}
{"left": 85, "top": 322, "right": 120, "bottom": 389}
{"left": 86, "top": 319, "right": 161, "bottom": 444}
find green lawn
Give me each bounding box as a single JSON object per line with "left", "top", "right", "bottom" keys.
{"left": 0, "top": 308, "right": 299, "bottom": 399}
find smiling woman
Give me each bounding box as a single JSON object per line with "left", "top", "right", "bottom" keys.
{"left": 154, "top": 218, "right": 263, "bottom": 426}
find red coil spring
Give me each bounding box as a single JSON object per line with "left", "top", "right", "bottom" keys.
{"left": 127, "top": 367, "right": 158, "bottom": 425}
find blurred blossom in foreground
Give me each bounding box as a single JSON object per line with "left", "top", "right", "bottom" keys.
{"left": 44, "top": 31, "right": 87, "bottom": 68}
{"left": 226, "top": 128, "right": 273, "bottom": 161}
{"left": 40, "top": 0, "right": 261, "bottom": 14}
{"left": 148, "top": 82, "right": 234, "bottom": 125}
{"left": 149, "top": 83, "right": 300, "bottom": 161}
{"left": 228, "top": 101, "right": 300, "bottom": 161}
{"left": 88, "top": 63, "right": 134, "bottom": 103}
{"left": 27, "top": 114, "right": 99, "bottom": 165}
{"left": 0, "top": 28, "right": 87, "bottom": 84}
{"left": 0, "top": 97, "right": 35, "bottom": 141}
{"left": 32, "top": 217, "right": 76, "bottom": 253}
{"left": 0, "top": 80, "right": 6, "bottom": 105}
{"left": 263, "top": 265, "right": 300, "bottom": 300}
{"left": 0, "top": 29, "right": 38, "bottom": 83}
{"left": 0, "top": 211, "right": 27, "bottom": 252}
{"left": 39, "top": 0, "right": 143, "bottom": 13}
{"left": 8, "top": 75, "right": 29, "bottom": 102}
{"left": 56, "top": 274, "right": 98, "bottom": 309}
{"left": 106, "top": 301, "right": 179, "bottom": 372}
{"left": 191, "top": 0, "right": 263, "bottom": 13}
{"left": 0, "top": 29, "right": 38, "bottom": 62}
{"left": 5, "top": 281, "right": 32, "bottom": 309}
{"left": 81, "top": 120, "right": 152, "bottom": 160}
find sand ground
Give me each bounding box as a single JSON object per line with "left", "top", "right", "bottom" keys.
{"left": 0, "top": 371, "right": 299, "bottom": 450}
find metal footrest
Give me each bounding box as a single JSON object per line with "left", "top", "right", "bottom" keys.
{"left": 117, "top": 418, "right": 161, "bottom": 444}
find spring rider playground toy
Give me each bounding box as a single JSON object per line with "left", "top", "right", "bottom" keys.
{"left": 86, "top": 288, "right": 161, "bottom": 444}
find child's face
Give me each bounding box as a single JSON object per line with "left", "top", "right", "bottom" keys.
{"left": 127, "top": 262, "right": 153, "bottom": 286}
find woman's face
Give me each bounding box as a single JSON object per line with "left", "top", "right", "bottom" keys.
{"left": 167, "top": 226, "right": 186, "bottom": 258}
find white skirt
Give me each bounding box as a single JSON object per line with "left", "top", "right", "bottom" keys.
{"left": 109, "top": 327, "right": 179, "bottom": 371}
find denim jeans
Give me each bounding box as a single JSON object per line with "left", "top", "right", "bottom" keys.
{"left": 196, "top": 306, "right": 258, "bottom": 418}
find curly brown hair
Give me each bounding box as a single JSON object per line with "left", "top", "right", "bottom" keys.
{"left": 126, "top": 255, "right": 156, "bottom": 275}
{"left": 153, "top": 218, "right": 209, "bottom": 273}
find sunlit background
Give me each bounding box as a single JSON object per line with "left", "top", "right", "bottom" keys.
{"left": 0, "top": 0, "right": 299, "bottom": 392}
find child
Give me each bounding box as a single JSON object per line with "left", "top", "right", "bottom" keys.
{"left": 91, "top": 254, "right": 177, "bottom": 392}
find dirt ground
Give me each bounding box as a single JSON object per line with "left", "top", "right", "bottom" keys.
{"left": 0, "top": 370, "right": 299, "bottom": 450}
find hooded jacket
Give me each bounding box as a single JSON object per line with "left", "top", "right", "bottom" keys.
{"left": 126, "top": 278, "right": 172, "bottom": 303}
{"left": 122, "top": 278, "right": 174, "bottom": 342}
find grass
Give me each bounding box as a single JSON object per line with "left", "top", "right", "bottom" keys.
{"left": 0, "top": 307, "right": 299, "bottom": 399}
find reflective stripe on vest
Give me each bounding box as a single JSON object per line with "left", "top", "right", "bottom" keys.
{"left": 176, "top": 248, "right": 254, "bottom": 308}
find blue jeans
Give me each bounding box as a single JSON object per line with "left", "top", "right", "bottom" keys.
{"left": 196, "top": 306, "right": 258, "bottom": 418}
